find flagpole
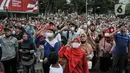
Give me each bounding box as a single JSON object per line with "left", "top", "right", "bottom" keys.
{"left": 4, "top": 6, "right": 9, "bottom": 23}
{"left": 86, "top": 0, "right": 88, "bottom": 20}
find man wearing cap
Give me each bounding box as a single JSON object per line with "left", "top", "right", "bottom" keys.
{"left": 0, "top": 28, "right": 18, "bottom": 73}
{"left": 13, "top": 26, "right": 25, "bottom": 69}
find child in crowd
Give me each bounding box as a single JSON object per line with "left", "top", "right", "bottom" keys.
{"left": 48, "top": 52, "right": 63, "bottom": 73}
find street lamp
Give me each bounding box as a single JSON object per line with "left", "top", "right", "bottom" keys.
{"left": 86, "top": 0, "right": 88, "bottom": 20}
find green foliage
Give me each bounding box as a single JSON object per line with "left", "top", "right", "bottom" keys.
{"left": 39, "top": 0, "right": 119, "bottom": 14}
{"left": 126, "top": 3, "right": 130, "bottom": 14}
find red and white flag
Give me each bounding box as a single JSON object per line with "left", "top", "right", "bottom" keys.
{"left": 0, "top": 0, "right": 38, "bottom": 13}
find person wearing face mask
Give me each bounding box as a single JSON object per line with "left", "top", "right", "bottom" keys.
{"left": 59, "top": 22, "right": 77, "bottom": 45}
{"left": 13, "top": 26, "right": 25, "bottom": 69}
{"left": 58, "top": 38, "right": 89, "bottom": 73}
{"left": 80, "top": 33, "right": 93, "bottom": 69}
{"left": 0, "top": 28, "right": 18, "bottom": 73}
{"left": 98, "top": 33, "right": 114, "bottom": 72}
{"left": 35, "top": 29, "right": 60, "bottom": 73}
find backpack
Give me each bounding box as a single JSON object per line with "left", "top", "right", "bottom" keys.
{"left": 21, "top": 52, "right": 33, "bottom": 61}
{"left": 21, "top": 53, "right": 36, "bottom": 66}
{"left": 20, "top": 41, "right": 36, "bottom": 65}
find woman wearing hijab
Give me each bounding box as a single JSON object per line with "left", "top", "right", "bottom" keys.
{"left": 58, "top": 38, "right": 89, "bottom": 73}
{"left": 80, "top": 33, "right": 93, "bottom": 69}
{"left": 19, "top": 32, "right": 36, "bottom": 73}
{"left": 80, "top": 33, "right": 93, "bottom": 59}
{"left": 35, "top": 29, "right": 60, "bottom": 73}
{"left": 99, "top": 33, "right": 113, "bottom": 72}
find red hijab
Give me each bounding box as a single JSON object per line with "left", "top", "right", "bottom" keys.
{"left": 0, "top": 25, "right": 3, "bottom": 31}
{"left": 64, "top": 38, "right": 87, "bottom": 73}
{"left": 70, "top": 38, "right": 81, "bottom": 48}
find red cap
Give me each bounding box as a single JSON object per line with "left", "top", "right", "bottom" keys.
{"left": 48, "top": 26, "right": 55, "bottom": 30}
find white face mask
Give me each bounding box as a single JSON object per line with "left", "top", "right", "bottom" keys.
{"left": 83, "top": 25, "right": 87, "bottom": 28}
{"left": 71, "top": 27, "right": 75, "bottom": 31}
{"left": 12, "top": 31, "right": 16, "bottom": 35}
{"left": 71, "top": 42, "right": 81, "bottom": 49}
{"left": 22, "top": 25, "right": 25, "bottom": 27}
{"left": 87, "top": 21, "right": 91, "bottom": 26}
{"left": 46, "top": 32, "right": 54, "bottom": 37}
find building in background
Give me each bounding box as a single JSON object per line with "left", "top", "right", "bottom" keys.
{"left": 0, "top": 0, "right": 39, "bottom": 13}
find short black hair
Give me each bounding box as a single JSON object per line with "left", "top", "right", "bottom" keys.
{"left": 48, "top": 52, "right": 59, "bottom": 64}
{"left": 4, "top": 28, "right": 11, "bottom": 32}
{"left": 69, "top": 23, "right": 75, "bottom": 26}
{"left": 49, "top": 22, "right": 55, "bottom": 25}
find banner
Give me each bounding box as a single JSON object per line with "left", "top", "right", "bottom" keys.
{"left": 0, "top": 0, "right": 38, "bottom": 13}
{"left": 115, "top": 4, "right": 126, "bottom": 15}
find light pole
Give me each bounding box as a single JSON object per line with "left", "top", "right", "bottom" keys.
{"left": 3, "top": 6, "right": 9, "bottom": 23}
{"left": 86, "top": 0, "right": 88, "bottom": 20}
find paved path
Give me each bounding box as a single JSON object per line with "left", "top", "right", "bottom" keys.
{"left": 17, "top": 63, "right": 43, "bottom": 73}
{"left": 9, "top": 62, "right": 130, "bottom": 73}
{"left": 90, "top": 61, "right": 130, "bottom": 73}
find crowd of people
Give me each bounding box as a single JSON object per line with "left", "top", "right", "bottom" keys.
{"left": 0, "top": 12, "right": 130, "bottom": 73}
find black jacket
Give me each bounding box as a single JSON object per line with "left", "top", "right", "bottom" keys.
{"left": 21, "top": 39, "right": 36, "bottom": 54}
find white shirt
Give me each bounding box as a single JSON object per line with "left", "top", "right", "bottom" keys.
{"left": 77, "top": 28, "right": 85, "bottom": 35}
{"left": 45, "top": 33, "right": 61, "bottom": 42}
{"left": 45, "top": 38, "right": 58, "bottom": 47}
{"left": 55, "top": 33, "right": 62, "bottom": 42}
{"left": 49, "top": 64, "right": 63, "bottom": 73}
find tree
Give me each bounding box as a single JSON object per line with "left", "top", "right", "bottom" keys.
{"left": 90, "top": 0, "right": 119, "bottom": 14}
{"left": 126, "top": 3, "right": 130, "bottom": 15}
{"left": 39, "top": 0, "right": 119, "bottom": 14}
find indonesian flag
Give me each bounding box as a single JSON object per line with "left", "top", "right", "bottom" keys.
{"left": 102, "top": 27, "right": 115, "bottom": 37}
{"left": 102, "top": 27, "right": 115, "bottom": 40}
